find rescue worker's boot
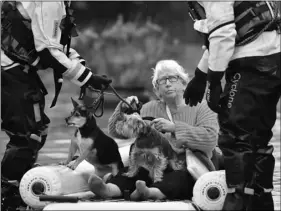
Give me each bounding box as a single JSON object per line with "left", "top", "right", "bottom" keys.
{"left": 248, "top": 146, "right": 275, "bottom": 211}
{"left": 220, "top": 138, "right": 275, "bottom": 211}
{"left": 1, "top": 176, "right": 27, "bottom": 211}
{"left": 1, "top": 139, "right": 37, "bottom": 181}
{"left": 1, "top": 134, "right": 46, "bottom": 181}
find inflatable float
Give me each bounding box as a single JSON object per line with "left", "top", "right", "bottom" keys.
{"left": 19, "top": 143, "right": 227, "bottom": 211}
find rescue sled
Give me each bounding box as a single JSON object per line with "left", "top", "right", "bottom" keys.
{"left": 18, "top": 142, "right": 227, "bottom": 211}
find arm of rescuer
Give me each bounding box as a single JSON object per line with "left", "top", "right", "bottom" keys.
{"left": 184, "top": 1, "right": 236, "bottom": 108}
{"left": 201, "top": 1, "right": 236, "bottom": 113}
{"left": 202, "top": 1, "right": 236, "bottom": 75}
{"left": 24, "top": 2, "right": 111, "bottom": 90}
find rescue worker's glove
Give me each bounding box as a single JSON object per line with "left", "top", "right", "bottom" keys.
{"left": 83, "top": 71, "right": 112, "bottom": 90}
{"left": 76, "top": 56, "right": 86, "bottom": 66}
{"left": 184, "top": 67, "right": 207, "bottom": 106}
{"left": 206, "top": 69, "right": 224, "bottom": 114}
{"left": 79, "top": 72, "right": 112, "bottom": 100}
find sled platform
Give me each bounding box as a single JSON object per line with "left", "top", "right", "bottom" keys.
{"left": 43, "top": 199, "right": 198, "bottom": 210}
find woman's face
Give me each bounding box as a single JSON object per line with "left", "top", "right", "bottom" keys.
{"left": 155, "top": 68, "right": 186, "bottom": 101}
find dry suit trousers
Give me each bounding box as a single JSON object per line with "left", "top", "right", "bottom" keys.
{"left": 1, "top": 65, "right": 50, "bottom": 181}
{"left": 218, "top": 52, "right": 280, "bottom": 210}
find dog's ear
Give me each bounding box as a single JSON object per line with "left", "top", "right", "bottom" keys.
{"left": 71, "top": 97, "right": 79, "bottom": 108}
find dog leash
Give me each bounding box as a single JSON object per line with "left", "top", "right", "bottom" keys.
{"left": 82, "top": 84, "right": 142, "bottom": 117}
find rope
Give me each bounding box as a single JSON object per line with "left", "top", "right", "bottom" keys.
{"left": 85, "top": 84, "right": 141, "bottom": 117}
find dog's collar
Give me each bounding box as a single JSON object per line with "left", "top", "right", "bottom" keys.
{"left": 79, "top": 115, "right": 100, "bottom": 140}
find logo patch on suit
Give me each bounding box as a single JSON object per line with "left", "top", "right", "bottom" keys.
{"left": 52, "top": 20, "right": 60, "bottom": 38}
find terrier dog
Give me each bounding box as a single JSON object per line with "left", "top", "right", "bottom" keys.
{"left": 115, "top": 112, "right": 186, "bottom": 183}
{"left": 63, "top": 98, "right": 124, "bottom": 177}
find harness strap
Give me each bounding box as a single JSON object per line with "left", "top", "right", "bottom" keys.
{"left": 1, "top": 1, "right": 38, "bottom": 65}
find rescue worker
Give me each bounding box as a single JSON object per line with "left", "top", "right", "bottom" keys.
{"left": 183, "top": 1, "right": 280, "bottom": 210}
{"left": 1, "top": 1, "right": 112, "bottom": 183}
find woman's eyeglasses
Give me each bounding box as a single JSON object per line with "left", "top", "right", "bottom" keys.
{"left": 157, "top": 75, "right": 180, "bottom": 85}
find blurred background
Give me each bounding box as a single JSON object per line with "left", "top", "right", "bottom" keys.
{"left": 5, "top": 0, "right": 278, "bottom": 145}
{"left": 37, "top": 1, "right": 207, "bottom": 139}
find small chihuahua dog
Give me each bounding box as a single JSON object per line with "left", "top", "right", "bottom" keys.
{"left": 63, "top": 98, "right": 124, "bottom": 177}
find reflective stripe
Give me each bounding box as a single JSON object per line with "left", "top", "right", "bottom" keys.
{"left": 30, "top": 134, "right": 41, "bottom": 142}
{"left": 71, "top": 70, "right": 92, "bottom": 86}
{"left": 228, "top": 187, "right": 273, "bottom": 195}
{"left": 244, "top": 187, "right": 255, "bottom": 195}
{"left": 264, "top": 188, "right": 273, "bottom": 193}
{"left": 31, "top": 57, "right": 40, "bottom": 66}
{"left": 1, "top": 63, "right": 20, "bottom": 71}
{"left": 228, "top": 188, "right": 236, "bottom": 193}
{"left": 77, "top": 67, "right": 91, "bottom": 83}
{"left": 72, "top": 65, "right": 85, "bottom": 81}
{"left": 33, "top": 103, "right": 41, "bottom": 122}
{"left": 266, "top": 1, "right": 274, "bottom": 18}
{"left": 62, "top": 60, "right": 83, "bottom": 79}
{"left": 82, "top": 71, "right": 92, "bottom": 85}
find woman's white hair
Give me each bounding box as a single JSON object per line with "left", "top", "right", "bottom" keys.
{"left": 151, "top": 60, "right": 189, "bottom": 89}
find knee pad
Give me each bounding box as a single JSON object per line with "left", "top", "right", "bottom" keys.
{"left": 253, "top": 145, "right": 275, "bottom": 190}
{"left": 1, "top": 146, "right": 37, "bottom": 181}
{"left": 218, "top": 134, "right": 255, "bottom": 187}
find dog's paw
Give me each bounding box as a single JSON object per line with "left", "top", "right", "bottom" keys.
{"left": 59, "top": 160, "right": 70, "bottom": 165}
{"left": 66, "top": 161, "right": 79, "bottom": 170}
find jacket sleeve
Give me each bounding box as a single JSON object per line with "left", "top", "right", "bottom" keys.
{"left": 202, "top": 1, "right": 236, "bottom": 72}
{"left": 27, "top": 2, "right": 92, "bottom": 87}
{"left": 197, "top": 50, "right": 209, "bottom": 73}
{"left": 174, "top": 100, "right": 219, "bottom": 156}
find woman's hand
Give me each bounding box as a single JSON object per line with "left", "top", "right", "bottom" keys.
{"left": 150, "top": 118, "right": 175, "bottom": 133}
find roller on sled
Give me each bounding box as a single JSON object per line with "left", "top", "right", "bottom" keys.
{"left": 40, "top": 170, "right": 227, "bottom": 211}
{"left": 19, "top": 143, "right": 226, "bottom": 211}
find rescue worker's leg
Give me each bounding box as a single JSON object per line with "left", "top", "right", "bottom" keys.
{"left": 1, "top": 65, "right": 50, "bottom": 181}
{"left": 218, "top": 52, "right": 280, "bottom": 210}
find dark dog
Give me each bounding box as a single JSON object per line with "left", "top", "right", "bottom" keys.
{"left": 63, "top": 98, "right": 124, "bottom": 177}
{"left": 115, "top": 112, "right": 186, "bottom": 183}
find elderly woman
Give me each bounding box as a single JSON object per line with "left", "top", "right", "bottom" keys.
{"left": 88, "top": 60, "right": 219, "bottom": 201}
